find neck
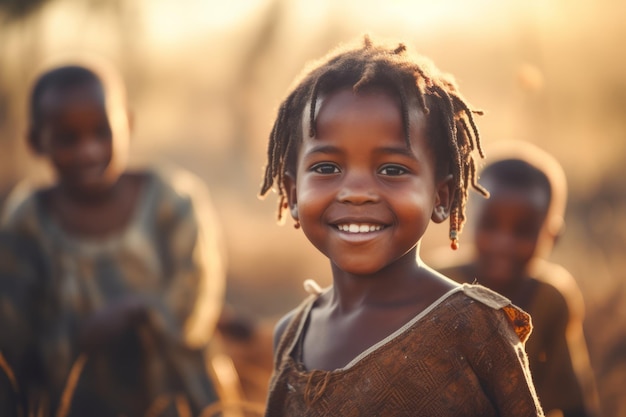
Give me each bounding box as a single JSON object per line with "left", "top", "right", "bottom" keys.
{"left": 329, "top": 247, "right": 425, "bottom": 312}
{"left": 474, "top": 268, "right": 529, "bottom": 299}
{"left": 57, "top": 176, "right": 122, "bottom": 207}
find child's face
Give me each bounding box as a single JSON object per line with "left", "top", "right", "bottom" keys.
{"left": 35, "top": 81, "right": 125, "bottom": 196}
{"left": 285, "top": 87, "right": 451, "bottom": 276}
{"left": 472, "top": 179, "right": 550, "bottom": 286}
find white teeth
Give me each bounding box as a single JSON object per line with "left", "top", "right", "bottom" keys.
{"left": 337, "top": 223, "right": 383, "bottom": 233}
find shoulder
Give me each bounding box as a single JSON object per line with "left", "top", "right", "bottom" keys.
{"left": 273, "top": 281, "right": 326, "bottom": 351}
{"left": 145, "top": 167, "right": 194, "bottom": 208}
{"left": 0, "top": 181, "right": 45, "bottom": 236}
{"left": 271, "top": 298, "right": 313, "bottom": 367}
{"left": 143, "top": 165, "right": 217, "bottom": 224}
{"left": 531, "top": 259, "right": 585, "bottom": 319}
{"left": 455, "top": 284, "right": 533, "bottom": 344}
{"left": 0, "top": 230, "right": 45, "bottom": 274}
{"left": 273, "top": 309, "right": 299, "bottom": 351}
{"left": 150, "top": 165, "right": 211, "bottom": 199}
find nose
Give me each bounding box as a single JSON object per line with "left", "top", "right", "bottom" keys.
{"left": 76, "top": 136, "right": 107, "bottom": 164}
{"left": 337, "top": 169, "right": 379, "bottom": 204}
{"left": 486, "top": 230, "right": 517, "bottom": 255}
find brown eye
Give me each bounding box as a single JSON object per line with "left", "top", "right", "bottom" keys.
{"left": 478, "top": 216, "right": 498, "bottom": 231}
{"left": 380, "top": 165, "right": 407, "bottom": 176}
{"left": 312, "top": 163, "right": 340, "bottom": 174}
{"left": 96, "top": 125, "right": 112, "bottom": 140}
{"left": 56, "top": 132, "right": 77, "bottom": 148}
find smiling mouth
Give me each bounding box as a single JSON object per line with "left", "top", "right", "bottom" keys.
{"left": 336, "top": 223, "right": 385, "bottom": 233}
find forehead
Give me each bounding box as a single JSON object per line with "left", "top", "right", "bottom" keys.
{"left": 39, "top": 81, "right": 105, "bottom": 116}
{"left": 304, "top": 86, "right": 427, "bottom": 143}
{"left": 480, "top": 178, "right": 550, "bottom": 214}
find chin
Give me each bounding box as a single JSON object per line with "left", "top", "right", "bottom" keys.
{"left": 69, "top": 178, "right": 115, "bottom": 198}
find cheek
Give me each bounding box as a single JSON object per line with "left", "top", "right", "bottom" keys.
{"left": 296, "top": 186, "right": 328, "bottom": 223}
{"left": 50, "top": 147, "right": 75, "bottom": 165}
{"left": 394, "top": 189, "right": 434, "bottom": 221}
{"left": 102, "top": 140, "right": 115, "bottom": 160}
{"left": 515, "top": 237, "right": 539, "bottom": 260}
{"left": 474, "top": 229, "right": 495, "bottom": 253}
{"left": 296, "top": 174, "right": 334, "bottom": 204}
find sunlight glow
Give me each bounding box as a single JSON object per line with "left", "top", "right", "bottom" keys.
{"left": 142, "top": 0, "right": 270, "bottom": 45}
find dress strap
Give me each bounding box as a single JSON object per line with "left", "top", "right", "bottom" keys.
{"left": 303, "top": 279, "right": 323, "bottom": 295}
{"left": 461, "top": 284, "right": 532, "bottom": 343}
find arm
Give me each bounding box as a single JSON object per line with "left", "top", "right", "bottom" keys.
{"left": 77, "top": 295, "right": 148, "bottom": 350}
{"left": 147, "top": 169, "right": 226, "bottom": 349}
{"left": 531, "top": 282, "right": 600, "bottom": 417}
{"left": 273, "top": 311, "right": 297, "bottom": 352}
{"left": 469, "top": 306, "right": 545, "bottom": 417}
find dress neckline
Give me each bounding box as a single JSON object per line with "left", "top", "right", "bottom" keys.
{"left": 289, "top": 284, "right": 464, "bottom": 373}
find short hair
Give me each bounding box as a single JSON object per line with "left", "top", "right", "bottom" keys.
{"left": 479, "top": 140, "right": 567, "bottom": 233}
{"left": 29, "top": 66, "right": 101, "bottom": 130}
{"left": 27, "top": 56, "right": 128, "bottom": 150}
{"left": 259, "top": 35, "right": 488, "bottom": 248}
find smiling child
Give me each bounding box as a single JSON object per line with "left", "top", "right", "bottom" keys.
{"left": 259, "top": 36, "right": 545, "bottom": 416}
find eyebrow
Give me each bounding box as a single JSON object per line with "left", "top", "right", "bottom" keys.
{"left": 377, "top": 146, "right": 415, "bottom": 158}
{"left": 305, "top": 144, "right": 416, "bottom": 158}
{"left": 304, "top": 145, "right": 341, "bottom": 155}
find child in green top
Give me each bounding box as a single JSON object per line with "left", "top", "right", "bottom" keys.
{"left": 1, "top": 59, "right": 225, "bottom": 417}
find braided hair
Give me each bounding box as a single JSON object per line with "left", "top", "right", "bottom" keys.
{"left": 260, "top": 35, "right": 488, "bottom": 249}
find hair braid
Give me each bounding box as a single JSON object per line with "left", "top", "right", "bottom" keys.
{"left": 259, "top": 36, "right": 487, "bottom": 247}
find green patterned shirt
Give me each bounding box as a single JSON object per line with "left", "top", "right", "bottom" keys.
{"left": 0, "top": 167, "right": 225, "bottom": 417}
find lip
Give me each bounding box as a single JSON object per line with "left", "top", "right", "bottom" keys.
{"left": 329, "top": 217, "right": 390, "bottom": 243}
{"left": 481, "top": 256, "right": 516, "bottom": 276}
{"left": 330, "top": 216, "right": 390, "bottom": 228}
{"left": 73, "top": 163, "right": 107, "bottom": 177}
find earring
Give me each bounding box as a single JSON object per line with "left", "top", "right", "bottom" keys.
{"left": 294, "top": 219, "right": 301, "bottom": 229}
{"left": 449, "top": 207, "right": 459, "bottom": 250}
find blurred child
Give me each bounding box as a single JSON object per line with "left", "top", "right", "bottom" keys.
{"left": 0, "top": 59, "right": 226, "bottom": 417}
{"left": 435, "top": 140, "right": 601, "bottom": 417}
{"left": 258, "top": 36, "right": 544, "bottom": 416}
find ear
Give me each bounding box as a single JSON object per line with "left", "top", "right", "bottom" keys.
{"left": 27, "top": 125, "right": 44, "bottom": 155}
{"left": 431, "top": 174, "right": 454, "bottom": 224}
{"left": 126, "top": 109, "right": 135, "bottom": 134}
{"left": 282, "top": 171, "right": 299, "bottom": 221}
{"left": 546, "top": 215, "right": 565, "bottom": 244}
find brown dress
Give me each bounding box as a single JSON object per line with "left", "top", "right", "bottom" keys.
{"left": 440, "top": 259, "right": 601, "bottom": 417}
{"left": 265, "top": 283, "right": 544, "bottom": 417}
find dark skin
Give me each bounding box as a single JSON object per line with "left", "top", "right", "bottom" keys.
{"left": 276, "top": 88, "right": 457, "bottom": 371}
{"left": 443, "top": 172, "right": 597, "bottom": 417}
{"left": 31, "top": 79, "right": 149, "bottom": 351}
{"left": 468, "top": 178, "right": 552, "bottom": 299}
{"left": 33, "top": 81, "right": 144, "bottom": 238}
{"left": 298, "top": 262, "right": 457, "bottom": 371}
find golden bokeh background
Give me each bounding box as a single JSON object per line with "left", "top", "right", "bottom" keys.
{"left": 1, "top": 0, "right": 624, "bottom": 414}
